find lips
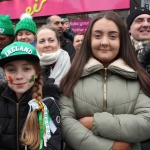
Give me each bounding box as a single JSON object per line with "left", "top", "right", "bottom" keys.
{"left": 14, "top": 83, "right": 26, "bottom": 86}
{"left": 140, "top": 30, "right": 150, "bottom": 32}
{"left": 100, "top": 49, "right": 109, "bottom": 52}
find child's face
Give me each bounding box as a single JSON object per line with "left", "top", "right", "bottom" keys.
{"left": 4, "top": 60, "right": 37, "bottom": 100}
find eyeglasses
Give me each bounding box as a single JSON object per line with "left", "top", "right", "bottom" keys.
{"left": 134, "top": 18, "right": 150, "bottom": 24}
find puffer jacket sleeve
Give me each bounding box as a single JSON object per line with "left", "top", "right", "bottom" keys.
{"left": 92, "top": 90, "right": 150, "bottom": 143}
{"left": 59, "top": 94, "right": 114, "bottom": 150}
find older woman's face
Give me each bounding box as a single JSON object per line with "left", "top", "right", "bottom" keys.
{"left": 91, "top": 18, "right": 120, "bottom": 67}
{"left": 36, "top": 29, "right": 60, "bottom": 56}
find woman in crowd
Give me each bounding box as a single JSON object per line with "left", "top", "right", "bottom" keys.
{"left": 59, "top": 11, "right": 150, "bottom": 150}
{"left": 35, "top": 25, "right": 70, "bottom": 85}
{"left": 15, "top": 13, "right": 37, "bottom": 46}
{"left": 0, "top": 41, "right": 61, "bottom": 150}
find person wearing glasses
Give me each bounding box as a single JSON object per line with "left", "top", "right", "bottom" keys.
{"left": 46, "top": 15, "right": 75, "bottom": 61}
{"left": 126, "top": 7, "right": 150, "bottom": 72}
{"left": 126, "top": 7, "right": 150, "bottom": 150}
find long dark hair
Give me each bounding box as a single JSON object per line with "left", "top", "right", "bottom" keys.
{"left": 60, "top": 11, "right": 150, "bottom": 97}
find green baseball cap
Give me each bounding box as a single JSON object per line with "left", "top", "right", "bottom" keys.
{"left": 0, "top": 41, "right": 39, "bottom": 67}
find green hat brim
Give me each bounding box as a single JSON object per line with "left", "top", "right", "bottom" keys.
{"left": 0, "top": 54, "right": 39, "bottom": 67}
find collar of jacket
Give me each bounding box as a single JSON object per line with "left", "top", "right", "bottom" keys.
{"left": 1, "top": 85, "right": 32, "bottom": 103}
{"left": 81, "top": 57, "right": 137, "bottom": 79}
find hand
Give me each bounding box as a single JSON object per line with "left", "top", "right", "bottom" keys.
{"left": 78, "top": 117, "right": 93, "bottom": 130}
{"left": 112, "top": 141, "right": 130, "bottom": 150}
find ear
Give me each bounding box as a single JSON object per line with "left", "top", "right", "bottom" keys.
{"left": 129, "top": 30, "right": 131, "bottom": 34}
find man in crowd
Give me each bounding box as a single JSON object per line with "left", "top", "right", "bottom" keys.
{"left": 73, "top": 33, "right": 84, "bottom": 52}
{"left": 0, "top": 15, "right": 14, "bottom": 79}
{"left": 62, "top": 18, "right": 75, "bottom": 42}
{"left": 126, "top": 7, "right": 150, "bottom": 72}
{"left": 46, "top": 15, "right": 75, "bottom": 61}
{"left": 126, "top": 7, "right": 150, "bottom": 150}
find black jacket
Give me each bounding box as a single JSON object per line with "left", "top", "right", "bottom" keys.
{"left": 138, "top": 43, "right": 150, "bottom": 65}
{"left": 138, "top": 43, "right": 150, "bottom": 73}
{"left": 60, "top": 35, "right": 75, "bottom": 61}
{"left": 0, "top": 82, "right": 61, "bottom": 150}
{"left": 63, "top": 28, "right": 75, "bottom": 42}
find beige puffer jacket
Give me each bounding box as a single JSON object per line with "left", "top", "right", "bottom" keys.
{"left": 59, "top": 58, "right": 150, "bottom": 150}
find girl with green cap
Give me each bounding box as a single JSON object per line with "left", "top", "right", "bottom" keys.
{"left": 0, "top": 41, "right": 61, "bottom": 150}
{"left": 15, "top": 13, "right": 37, "bottom": 47}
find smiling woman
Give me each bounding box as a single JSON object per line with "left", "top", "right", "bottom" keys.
{"left": 35, "top": 25, "right": 71, "bottom": 85}
{"left": 59, "top": 11, "right": 150, "bottom": 150}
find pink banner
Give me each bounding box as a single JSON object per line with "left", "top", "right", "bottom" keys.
{"left": 0, "top": 0, "right": 130, "bottom": 19}
{"left": 70, "top": 19, "right": 92, "bottom": 34}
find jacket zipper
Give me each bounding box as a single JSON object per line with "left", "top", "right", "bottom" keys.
{"left": 103, "top": 68, "right": 107, "bottom": 112}
{"left": 1, "top": 94, "right": 26, "bottom": 150}
{"left": 16, "top": 103, "right": 19, "bottom": 150}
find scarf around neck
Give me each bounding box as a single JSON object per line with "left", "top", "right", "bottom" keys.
{"left": 38, "top": 49, "right": 61, "bottom": 66}
{"left": 38, "top": 49, "right": 71, "bottom": 85}
{"left": 130, "top": 36, "right": 150, "bottom": 58}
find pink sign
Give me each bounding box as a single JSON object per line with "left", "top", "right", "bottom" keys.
{"left": 0, "top": 0, "right": 130, "bottom": 19}
{"left": 70, "top": 19, "right": 92, "bottom": 34}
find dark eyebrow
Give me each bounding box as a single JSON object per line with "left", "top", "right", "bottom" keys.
{"left": 93, "top": 30, "right": 119, "bottom": 34}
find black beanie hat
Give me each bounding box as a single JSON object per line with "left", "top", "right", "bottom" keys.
{"left": 126, "top": 7, "right": 150, "bottom": 30}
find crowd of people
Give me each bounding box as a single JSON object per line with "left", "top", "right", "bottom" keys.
{"left": 0, "top": 7, "right": 150, "bottom": 150}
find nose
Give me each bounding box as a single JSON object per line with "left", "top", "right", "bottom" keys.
{"left": 79, "top": 41, "right": 82, "bottom": 44}
{"left": 15, "top": 70, "right": 23, "bottom": 80}
{"left": 142, "top": 20, "right": 150, "bottom": 27}
{"left": 44, "top": 40, "right": 50, "bottom": 47}
{"left": 58, "top": 22, "right": 63, "bottom": 28}
{"left": 21, "top": 34, "right": 26, "bottom": 40}
{"left": 101, "top": 36, "right": 109, "bottom": 46}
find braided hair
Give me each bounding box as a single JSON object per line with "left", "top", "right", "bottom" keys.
{"left": 21, "top": 60, "right": 43, "bottom": 149}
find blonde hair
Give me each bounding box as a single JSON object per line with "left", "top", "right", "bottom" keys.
{"left": 21, "top": 61, "right": 43, "bottom": 149}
